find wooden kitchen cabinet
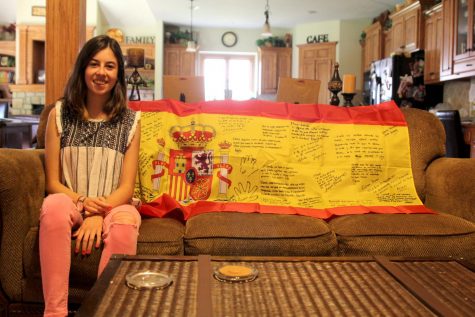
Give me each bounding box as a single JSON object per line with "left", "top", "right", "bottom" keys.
{"left": 388, "top": 1, "right": 425, "bottom": 53}
{"left": 451, "top": 0, "right": 475, "bottom": 76}
{"left": 164, "top": 44, "right": 196, "bottom": 76}
{"left": 462, "top": 121, "right": 475, "bottom": 158}
{"left": 362, "top": 22, "right": 383, "bottom": 71}
{"left": 383, "top": 30, "right": 393, "bottom": 58}
{"left": 298, "top": 42, "right": 337, "bottom": 104}
{"left": 424, "top": 3, "right": 443, "bottom": 83}
{"left": 258, "top": 47, "right": 292, "bottom": 94}
{"left": 441, "top": 0, "right": 455, "bottom": 78}
{"left": 440, "top": 0, "right": 475, "bottom": 80}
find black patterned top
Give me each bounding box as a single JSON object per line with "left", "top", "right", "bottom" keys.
{"left": 55, "top": 101, "right": 140, "bottom": 197}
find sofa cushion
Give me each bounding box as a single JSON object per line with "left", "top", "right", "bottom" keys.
{"left": 329, "top": 213, "right": 475, "bottom": 260}
{"left": 136, "top": 217, "right": 185, "bottom": 255}
{"left": 184, "top": 212, "right": 337, "bottom": 256}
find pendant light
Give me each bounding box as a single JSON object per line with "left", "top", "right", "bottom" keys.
{"left": 261, "top": 0, "right": 272, "bottom": 37}
{"left": 186, "top": 0, "right": 198, "bottom": 52}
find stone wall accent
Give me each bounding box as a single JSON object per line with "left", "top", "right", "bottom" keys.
{"left": 11, "top": 91, "right": 45, "bottom": 115}
{"left": 442, "top": 79, "right": 473, "bottom": 119}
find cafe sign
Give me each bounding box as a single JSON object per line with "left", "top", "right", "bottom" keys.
{"left": 306, "top": 34, "right": 329, "bottom": 44}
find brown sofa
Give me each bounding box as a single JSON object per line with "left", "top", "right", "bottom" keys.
{"left": 0, "top": 107, "right": 474, "bottom": 315}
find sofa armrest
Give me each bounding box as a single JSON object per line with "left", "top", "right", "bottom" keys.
{"left": 0, "top": 149, "right": 45, "bottom": 301}
{"left": 425, "top": 157, "right": 475, "bottom": 223}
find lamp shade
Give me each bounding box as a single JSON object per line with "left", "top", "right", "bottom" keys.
{"left": 261, "top": 3, "right": 272, "bottom": 37}
{"left": 262, "top": 21, "right": 272, "bottom": 37}
{"left": 186, "top": 40, "right": 197, "bottom": 52}
{"left": 127, "top": 48, "right": 145, "bottom": 68}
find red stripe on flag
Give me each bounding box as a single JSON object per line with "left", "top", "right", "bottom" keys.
{"left": 129, "top": 99, "right": 407, "bottom": 126}
{"left": 139, "top": 199, "right": 435, "bottom": 220}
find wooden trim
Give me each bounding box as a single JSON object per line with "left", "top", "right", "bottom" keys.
{"left": 9, "top": 84, "right": 45, "bottom": 93}
{"left": 424, "top": 2, "right": 443, "bottom": 15}
{"left": 391, "top": 1, "right": 421, "bottom": 18}
{"left": 297, "top": 41, "right": 338, "bottom": 49}
{"left": 0, "top": 41, "right": 15, "bottom": 57}
{"left": 197, "top": 255, "right": 213, "bottom": 317}
{"left": 374, "top": 256, "right": 456, "bottom": 317}
{"left": 45, "top": 0, "right": 87, "bottom": 106}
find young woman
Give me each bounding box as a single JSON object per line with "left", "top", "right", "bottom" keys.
{"left": 40, "top": 35, "right": 141, "bottom": 317}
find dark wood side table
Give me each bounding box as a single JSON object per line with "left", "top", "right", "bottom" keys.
{"left": 0, "top": 120, "right": 34, "bottom": 148}
{"left": 462, "top": 121, "right": 475, "bottom": 158}
{"left": 0, "top": 115, "right": 39, "bottom": 149}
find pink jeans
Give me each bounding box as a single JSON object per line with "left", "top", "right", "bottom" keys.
{"left": 39, "top": 193, "right": 141, "bottom": 317}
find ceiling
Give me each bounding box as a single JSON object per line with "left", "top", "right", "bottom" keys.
{"left": 1, "top": 0, "right": 402, "bottom": 29}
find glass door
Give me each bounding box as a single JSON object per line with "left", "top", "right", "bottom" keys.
{"left": 455, "top": 0, "right": 474, "bottom": 59}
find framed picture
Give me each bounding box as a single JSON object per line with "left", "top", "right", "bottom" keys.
{"left": 0, "top": 56, "right": 8, "bottom": 67}
{"left": 32, "top": 6, "right": 46, "bottom": 17}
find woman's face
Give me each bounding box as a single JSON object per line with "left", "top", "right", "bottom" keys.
{"left": 84, "top": 47, "right": 118, "bottom": 98}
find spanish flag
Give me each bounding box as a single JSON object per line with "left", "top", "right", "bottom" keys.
{"left": 130, "top": 99, "right": 434, "bottom": 220}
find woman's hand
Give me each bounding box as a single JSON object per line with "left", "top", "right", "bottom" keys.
{"left": 73, "top": 215, "right": 103, "bottom": 255}
{"left": 83, "top": 196, "right": 112, "bottom": 216}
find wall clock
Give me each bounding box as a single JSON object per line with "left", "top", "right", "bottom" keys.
{"left": 222, "top": 31, "right": 238, "bottom": 47}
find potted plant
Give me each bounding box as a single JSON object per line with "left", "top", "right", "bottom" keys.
{"left": 256, "top": 38, "right": 265, "bottom": 47}
{"left": 359, "top": 31, "right": 366, "bottom": 46}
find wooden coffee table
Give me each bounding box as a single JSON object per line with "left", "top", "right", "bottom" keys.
{"left": 76, "top": 255, "right": 475, "bottom": 317}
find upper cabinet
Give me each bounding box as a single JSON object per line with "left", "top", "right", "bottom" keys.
{"left": 440, "top": 0, "right": 475, "bottom": 80}
{"left": 424, "top": 3, "right": 443, "bottom": 83}
{"left": 452, "top": 0, "right": 475, "bottom": 76}
{"left": 258, "top": 47, "right": 292, "bottom": 94}
{"left": 362, "top": 22, "right": 383, "bottom": 72}
{"left": 387, "top": 1, "right": 425, "bottom": 54}
{"left": 163, "top": 44, "right": 196, "bottom": 76}
{"left": 441, "top": 0, "right": 455, "bottom": 78}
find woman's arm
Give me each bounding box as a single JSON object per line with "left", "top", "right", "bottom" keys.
{"left": 104, "top": 121, "right": 141, "bottom": 207}
{"left": 44, "top": 107, "right": 82, "bottom": 203}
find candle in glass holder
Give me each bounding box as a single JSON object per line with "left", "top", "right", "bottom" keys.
{"left": 127, "top": 48, "right": 145, "bottom": 68}
{"left": 342, "top": 74, "right": 356, "bottom": 93}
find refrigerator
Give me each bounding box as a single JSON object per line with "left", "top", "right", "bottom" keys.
{"left": 367, "top": 50, "right": 442, "bottom": 110}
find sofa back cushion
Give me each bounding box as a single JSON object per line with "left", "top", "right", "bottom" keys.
{"left": 401, "top": 108, "right": 445, "bottom": 201}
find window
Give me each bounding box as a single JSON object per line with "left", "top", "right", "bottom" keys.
{"left": 200, "top": 53, "right": 256, "bottom": 101}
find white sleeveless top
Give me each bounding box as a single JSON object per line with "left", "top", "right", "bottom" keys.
{"left": 55, "top": 101, "right": 140, "bottom": 197}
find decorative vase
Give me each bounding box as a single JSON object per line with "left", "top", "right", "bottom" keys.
{"left": 328, "top": 63, "right": 343, "bottom": 106}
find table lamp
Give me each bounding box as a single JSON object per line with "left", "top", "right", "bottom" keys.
{"left": 126, "top": 48, "right": 146, "bottom": 101}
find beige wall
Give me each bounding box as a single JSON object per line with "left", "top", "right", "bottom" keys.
{"left": 194, "top": 27, "right": 291, "bottom": 53}
{"left": 339, "top": 19, "right": 370, "bottom": 91}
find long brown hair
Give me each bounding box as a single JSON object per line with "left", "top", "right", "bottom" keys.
{"left": 62, "top": 35, "right": 127, "bottom": 121}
